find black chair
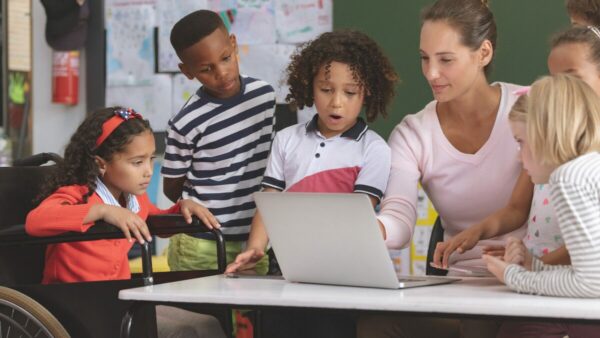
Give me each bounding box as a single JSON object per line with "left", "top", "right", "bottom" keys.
{"left": 425, "top": 217, "right": 448, "bottom": 276}
{"left": 0, "top": 153, "right": 229, "bottom": 338}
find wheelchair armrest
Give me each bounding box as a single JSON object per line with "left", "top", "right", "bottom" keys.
{"left": 0, "top": 215, "right": 226, "bottom": 283}
{"left": 0, "top": 222, "right": 135, "bottom": 245}
{"left": 146, "top": 214, "right": 226, "bottom": 273}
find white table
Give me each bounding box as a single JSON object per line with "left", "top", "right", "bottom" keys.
{"left": 118, "top": 275, "right": 600, "bottom": 337}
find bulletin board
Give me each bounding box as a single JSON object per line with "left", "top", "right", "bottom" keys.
{"left": 104, "top": 0, "right": 332, "bottom": 132}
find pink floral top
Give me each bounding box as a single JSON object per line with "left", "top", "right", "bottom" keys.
{"left": 523, "top": 184, "right": 563, "bottom": 257}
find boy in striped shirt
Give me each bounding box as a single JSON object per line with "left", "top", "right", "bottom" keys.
{"left": 161, "top": 10, "right": 275, "bottom": 273}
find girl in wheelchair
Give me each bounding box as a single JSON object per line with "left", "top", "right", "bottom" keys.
{"left": 25, "top": 107, "right": 226, "bottom": 337}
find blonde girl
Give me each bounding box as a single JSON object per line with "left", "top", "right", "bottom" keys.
{"left": 485, "top": 73, "right": 600, "bottom": 338}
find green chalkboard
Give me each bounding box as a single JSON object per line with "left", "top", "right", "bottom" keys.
{"left": 334, "top": 1, "right": 570, "bottom": 139}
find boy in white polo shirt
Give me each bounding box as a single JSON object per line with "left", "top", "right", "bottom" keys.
{"left": 226, "top": 30, "right": 398, "bottom": 274}
{"left": 226, "top": 30, "right": 398, "bottom": 338}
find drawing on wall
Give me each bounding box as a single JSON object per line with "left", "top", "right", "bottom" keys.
{"left": 230, "top": 0, "right": 276, "bottom": 45}
{"left": 106, "top": 74, "right": 173, "bottom": 131}
{"left": 275, "top": 0, "right": 332, "bottom": 44}
{"left": 106, "top": 0, "right": 332, "bottom": 129}
{"left": 238, "top": 43, "right": 297, "bottom": 102}
{"left": 106, "top": 3, "right": 156, "bottom": 86}
{"left": 156, "top": 0, "right": 209, "bottom": 73}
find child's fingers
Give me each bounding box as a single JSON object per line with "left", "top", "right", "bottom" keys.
{"left": 225, "top": 262, "right": 241, "bottom": 273}
{"left": 506, "top": 238, "right": 519, "bottom": 249}
{"left": 514, "top": 253, "right": 525, "bottom": 264}
{"left": 254, "top": 250, "right": 265, "bottom": 259}
{"left": 126, "top": 219, "right": 147, "bottom": 244}
{"left": 482, "top": 255, "right": 497, "bottom": 272}
{"left": 506, "top": 237, "right": 524, "bottom": 251}
{"left": 226, "top": 252, "right": 254, "bottom": 273}
{"left": 181, "top": 207, "right": 192, "bottom": 224}
{"left": 129, "top": 224, "right": 145, "bottom": 244}
{"left": 196, "top": 210, "right": 221, "bottom": 229}
{"left": 507, "top": 243, "right": 526, "bottom": 261}
{"left": 236, "top": 250, "right": 254, "bottom": 263}
{"left": 206, "top": 213, "right": 221, "bottom": 228}
{"left": 505, "top": 251, "right": 519, "bottom": 264}
{"left": 137, "top": 220, "right": 152, "bottom": 242}
{"left": 505, "top": 242, "right": 519, "bottom": 256}
{"left": 504, "top": 251, "right": 514, "bottom": 263}
{"left": 121, "top": 226, "right": 133, "bottom": 243}
{"left": 482, "top": 254, "right": 505, "bottom": 282}
{"left": 241, "top": 250, "right": 263, "bottom": 263}
{"left": 506, "top": 236, "right": 521, "bottom": 244}
{"left": 197, "top": 214, "right": 214, "bottom": 229}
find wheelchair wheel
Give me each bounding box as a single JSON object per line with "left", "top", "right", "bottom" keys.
{"left": 0, "top": 286, "right": 70, "bottom": 338}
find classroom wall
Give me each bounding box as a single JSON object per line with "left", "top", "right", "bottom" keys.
{"left": 29, "top": 1, "right": 570, "bottom": 153}
{"left": 334, "top": 0, "right": 570, "bottom": 139}
{"left": 31, "top": 0, "right": 87, "bottom": 155}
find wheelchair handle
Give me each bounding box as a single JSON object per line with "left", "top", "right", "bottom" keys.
{"left": 13, "top": 153, "right": 63, "bottom": 167}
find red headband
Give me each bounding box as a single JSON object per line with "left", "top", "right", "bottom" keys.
{"left": 96, "top": 108, "right": 142, "bottom": 147}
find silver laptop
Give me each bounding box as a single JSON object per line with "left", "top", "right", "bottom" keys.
{"left": 253, "top": 192, "right": 459, "bottom": 289}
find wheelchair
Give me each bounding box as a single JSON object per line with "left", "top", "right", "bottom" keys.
{"left": 0, "top": 153, "right": 228, "bottom": 338}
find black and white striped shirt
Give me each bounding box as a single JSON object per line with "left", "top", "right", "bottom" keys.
{"left": 161, "top": 76, "right": 276, "bottom": 240}
{"left": 504, "top": 152, "right": 600, "bottom": 297}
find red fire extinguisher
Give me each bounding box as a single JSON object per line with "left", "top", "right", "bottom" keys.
{"left": 52, "top": 51, "right": 79, "bottom": 105}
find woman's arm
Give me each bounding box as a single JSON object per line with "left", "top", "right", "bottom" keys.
{"left": 377, "top": 123, "right": 423, "bottom": 249}
{"left": 433, "top": 169, "right": 533, "bottom": 268}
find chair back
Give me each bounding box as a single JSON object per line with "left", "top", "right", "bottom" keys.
{"left": 425, "top": 217, "right": 448, "bottom": 276}
{"left": 0, "top": 153, "right": 62, "bottom": 286}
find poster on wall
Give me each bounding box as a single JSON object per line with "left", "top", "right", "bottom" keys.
{"left": 106, "top": 75, "right": 173, "bottom": 132}
{"left": 105, "top": 0, "right": 333, "bottom": 128}
{"left": 156, "top": 0, "right": 209, "bottom": 73}
{"left": 231, "top": 0, "right": 277, "bottom": 45}
{"left": 8, "top": 0, "right": 31, "bottom": 72}
{"left": 172, "top": 74, "right": 200, "bottom": 114}
{"left": 238, "top": 43, "right": 297, "bottom": 103}
{"left": 208, "top": 0, "right": 237, "bottom": 11}
{"left": 275, "top": 0, "right": 333, "bottom": 44}
{"left": 106, "top": 2, "right": 156, "bottom": 86}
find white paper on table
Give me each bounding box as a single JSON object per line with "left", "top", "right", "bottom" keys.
{"left": 106, "top": 75, "right": 174, "bottom": 132}
{"left": 172, "top": 74, "right": 201, "bottom": 115}
{"left": 275, "top": 0, "right": 332, "bottom": 44}
{"left": 238, "top": 43, "right": 297, "bottom": 103}
{"left": 156, "top": 0, "right": 209, "bottom": 73}
{"left": 105, "top": 3, "right": 156, "bottom": 86}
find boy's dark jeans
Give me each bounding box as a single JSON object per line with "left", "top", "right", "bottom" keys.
{"left": 261, "top": 249, "right": 356, "bottom": 338}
